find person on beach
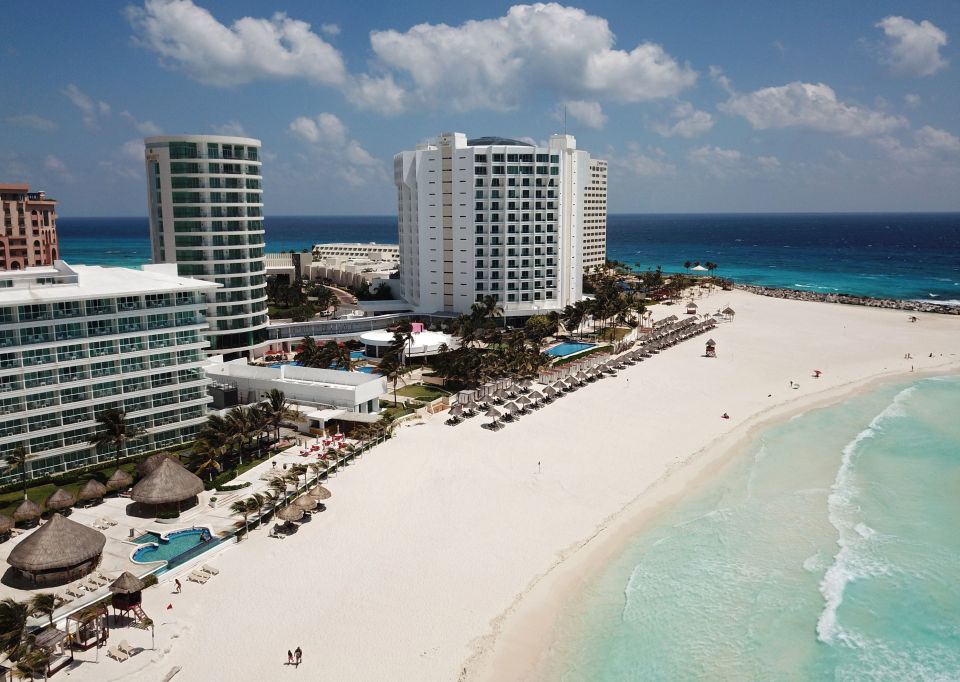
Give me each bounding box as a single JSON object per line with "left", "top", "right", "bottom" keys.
{"left": 295, "top": 646, "right": 302, "bottom": 666}
{"left": 722, "top": 413, "right": 730, "bottom": 419}
{"left": 287, "top": 650, "right": 293, "bottom": 665}
{"left": 174, "top": 579, "right": 181, "bottom": 593}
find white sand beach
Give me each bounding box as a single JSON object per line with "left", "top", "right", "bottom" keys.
{"left": 64, "top": 290, "right": 960, "bottom": 682}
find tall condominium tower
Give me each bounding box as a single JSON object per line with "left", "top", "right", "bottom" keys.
{"left": 145, "top": 135, "right": 268, "bottom": 359}
{"left": 394, "top": 133, "right": 605, "bottom": 317}
{"left": 0, "top": 183, "right": 60, "bottom": 270}
{"left": 583, "top": 159, "right": 608, "bottom": 271}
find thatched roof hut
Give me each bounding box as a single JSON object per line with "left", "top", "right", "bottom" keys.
{"left": 293, "top": 496, "right": 318, "bottom": 511}
{"left": 105, "top": 469, "right": 134, "bottom": 492}
{"left": 308, "top": 486, "right": 331, "bottom": 500}
{"left": 0, "top": 513, "right": 13, "bottom": 535}
{"left": 136, "top": 452, "right": 179, "bottom": 478}
{"left": 78, "top": 480, "right": 108, "bottom": 503}
{"left": 7, "top": 514, "right": 106, "bottom": 586}
{"left": 131, "top": 458, "right": 203, "bottom": 506}
{"left": 14, "top": 499, "right": 41, "bottom": 524}
{"left": 44, "top": 488, "right": 76, "bottom": 512}
{"left": 109, "top": 571, "right": 145, "bottom": 595}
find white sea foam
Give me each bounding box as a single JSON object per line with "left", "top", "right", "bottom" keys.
{"left": 816, "top": 386, "right": 916, "bottom": 645}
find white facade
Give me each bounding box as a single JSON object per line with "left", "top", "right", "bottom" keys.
{"left": 583, "top": 159, "right": 608, "bottom": 270}
{"left": 0, "top": 262, "right": 217, "bottom": 481}
{"left": 394, "top": 132, "right": 603, "bottom": 317}
{"left": 312, "top": 243, "right": 399, "bottom": 261}
{"left": 204, "top": 359, "right": 386, "bottom": 417}
{"left": 145, "top": 135, "right": 268, "bottom": 359}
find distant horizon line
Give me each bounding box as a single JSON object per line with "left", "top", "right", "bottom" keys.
{"left": 56, "top": 210, "right": 960, "bottom": 219}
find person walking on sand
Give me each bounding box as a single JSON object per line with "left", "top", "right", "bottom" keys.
{"left": 174, "top": 578, "right": 181, "bottom": 594}
{"left": 287, "top": 650, "right": 293, "bottom": 665}
{"left": 295, "top": 646, "right": 302, "bottom": 666}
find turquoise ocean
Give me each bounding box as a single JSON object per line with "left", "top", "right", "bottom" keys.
{"left": 543, "top": 376, "right": 960, "bottom": 681}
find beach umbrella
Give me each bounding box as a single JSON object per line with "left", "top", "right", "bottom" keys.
{"left": 77, "top": 479, "right": 108, "bottom": 504}
{"left": 449, "top": 403, "right": 463, "bottom": 417}
{"left": 517, "top": 395, "right": 531, "bottom": 406}
{"left": 502, "top": 401, "right": 517, "bottom": 413}
{"left": 543, "top": 386, "right": 556, "bottom": 397}
{"left": 293, "top": 496, "right": 318, "bottom": 511}
{"left": 529, "top": 390, "right": 543, "bottom": 403}
{"left": 44, "top": 488, "right": 76, "bottom": 513}
{"left": 13, "top": 499, "right": 41, "bottom": 524}
{"left": 131, "top": 458, "right": 204, "bottom": 506}
{"left": 106, "top": 469, "right": 134, "bottom": 492}
{"left": 276, "top": 505, "right": 304, "bottom": 523}
{"left": 485, "top": 407, "right": 501, "bottom": 419}
{"left": 307, "top": 485, "right": 332, "bottom": 500}
{"left": 0, "top": 514, "right": 13, "bottom": 535}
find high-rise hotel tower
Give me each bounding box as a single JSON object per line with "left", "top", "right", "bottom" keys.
{"left": 394, "top": 133, "right": 606, "bottom": 317}
{"left": 145, "top": 135, "right": 268, "bottom": 359}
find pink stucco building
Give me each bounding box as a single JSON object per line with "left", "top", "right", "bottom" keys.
{"left": 0, "top": 183, "right": 60, "bottom": 270}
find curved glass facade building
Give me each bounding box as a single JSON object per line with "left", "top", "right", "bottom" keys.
{"left": 144, "top": 135, "right": 268, "bottom": 359}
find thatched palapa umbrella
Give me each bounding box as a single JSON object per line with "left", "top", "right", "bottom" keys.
{"left": 14, "top": 499, "right": 41, "bottom": 524}
{"left": 293, "top": 496, "right": 318, "bottom": 511}
{"left": 109, "top": 571, "right": 145, "bottom": 595}
{"left": 276, "top": 505, "right": 304, "bottom": 523}
{"left": 78, "top": 479, "right": 108, "bottom": 504}
{"left": 131, "top": 458, "right": 203, "bottom": 511}
{"left": 7, "top": 513, "right": 106, "bottom": 585}
{"left": 45, "top": 488, "right": 76, "bottom": 513}
{"left": 0, "top": 513, "right": 13, "bottom": 536}
{"left": 106, "top": 469, "right": 134, "bottom": 492}
{"left": 307, "top": 485, "right": 331, "bottom": 500}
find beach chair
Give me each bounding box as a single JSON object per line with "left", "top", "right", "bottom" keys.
{"left": 65, "top": 585, "right": 86, "bottom": 599}
{"left": 118, "top": 640, "right": 136, "bottom": 656}
{"left": 105, "top": 518, "right": 118, "bottom": 526}
{"left": 187, "top": 571, "right": 209, "bottom": 584}
{"left": 200, "top": 564, "right": 219, "bottom": 576}
{"left": 107, "top": 646, "right": 129, "bottom": 662}
{"left": 82, "top": 578, "right": 101, "bottom": 591}
{"left": 97, "top": 572, "right": 115, "bottom": 584}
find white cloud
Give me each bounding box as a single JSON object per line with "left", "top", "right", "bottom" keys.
{"left": 904, "top": 93, "right": 922, "bottom": 108}
{"left": 320, "top": 23, "right": 340, "bottom": 37}
{"left": 44, "top": 155, "right": 74, "bottom": 182}
{"left": 120, "top": 111, "right": 162, "bottom": 136}
{"left": 127, "top": 0, "right": 346, "bottom": 87}
{"left": 367, "top": 3, "right": 696, "bottom": 112}
{"left": 876, "top": 16, "right": 948, "bottom": 77}
{"left": 610, "top": 144, "right": 676, "bottom": 177}
{"left": 6, "top": 114, "right": 58, "bottom": 132}
{"left": 288, "top": 112, "right": 385, "bottom": 187}
{"left": 719, "top": 81, "right": 906, "bottom": 136}
{"left": 652, "top": 101, "right": 714, "bottom": 138}
{"left": 876, "top": 126, "right": 960, "bottom": 162}
{"left": 687, "top": 145, "right": 780, "bottom": 178}
{"left": 556, "top": 100, "right": 607, "bottom": 130}
{"left": 345, "top": 74, "right": 407, "bottom": 115}
{"left": 62, "top": 83, "right": 111, "bottom": 130}
{"left": 121, "top": 139, "right": 146, "bottom": 161}
{"left": 211, "top": 121, "right": 246, "bottom": 136}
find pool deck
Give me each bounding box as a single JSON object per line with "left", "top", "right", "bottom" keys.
{"left": 0, "top": 437, "right": 354, "bottom": 629}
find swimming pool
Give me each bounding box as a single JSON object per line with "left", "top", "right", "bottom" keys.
{"left": 132, "top": 528, "right": 215, "bottom": 564}
{"left": 269, "top": 361, "right": 304, "bottom": 369}
{"left": 545, "top": 342, "right": 595, "bottom": 357}
{"left": 357, "top": 366, "right": 380, "bottom": 374}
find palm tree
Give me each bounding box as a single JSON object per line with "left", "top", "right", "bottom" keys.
{"left": 28, "top": 593, "right": 57, "bottom": 628}
{"left": 0, "top": 597, "right": 28, "bottom": 658}
{"left": 193, "top": 439, "right": 226, "bottom": 481}
{"left": 268, "top": 476, "right": 289, "bottom": 506}
{"left": 230, "top": 499, "right": 251, "bottom": 538}
{"left": 289, "top": 465, "right": 308, "bottom": 490}
{"left": 293, "top": 336, "right": 319, "bottom": 366}
{"left": 247, "top": 492, "right": 266, "bottom": 527}
{"left": 260, "top": 389, "right": 299, "bottom": 442}
{"left": 3, "top": 444, "right": 30, "bottom": 500}
{"left": 89, "top": 409, "right": 145, "bottom": 466}
{"left": 683, "top": 260, "right": 692, "bottom": 274}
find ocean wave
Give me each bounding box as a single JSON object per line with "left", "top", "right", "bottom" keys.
{"left": 816, "top": 386, "right": 915, "bottom": 645}
{"left": 911, "top": 298, "right": 960, "bottom": 307}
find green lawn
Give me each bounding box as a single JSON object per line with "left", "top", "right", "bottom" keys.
{"left": 0, "top": 462, "right": 138, "bottom": 518}
{"left": 383, "top": 404, "right": 415, "bottom": 420}
{"left": 395, "top": 384, "right": 452, "bottom": 401}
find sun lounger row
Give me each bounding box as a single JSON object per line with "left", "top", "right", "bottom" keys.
{"left": 107, "top": 639, "right": 138, "bottom": 662}
{"left": 187, "top": 564, "right": 219, "bottom": 584}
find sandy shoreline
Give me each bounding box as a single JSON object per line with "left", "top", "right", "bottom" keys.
{"left": 63, "top": 289, "right": 960, "bottom": 682}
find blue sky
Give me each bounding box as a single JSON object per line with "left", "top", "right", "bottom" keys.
{"left": 2, "top": 1, "right": 958, "bottom": 216}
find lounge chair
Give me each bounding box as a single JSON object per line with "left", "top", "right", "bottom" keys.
{"left": 200, "top": 564, "right": 219, "bottom": 576}
{"left": 187, "top": 571, "right": 209, "bottom": 584}
{"left": 107, "top": 647, "right": 129, "bottom": 662}
{"left": 97, "top": 572, "right": 115, "bottom": 584}
{"left": 82, "top": 578, "right": 101, "bottom": 591}
{"left": 118, "top": 640, "right": 136, "bottom": 656}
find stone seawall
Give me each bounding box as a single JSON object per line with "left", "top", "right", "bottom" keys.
{"left": 734, "top": 284, "right": 960, "bottom": 315}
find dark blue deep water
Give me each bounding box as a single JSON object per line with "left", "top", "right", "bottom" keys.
{"left": 56, "top": 213, "right": 960, "bottom": 302}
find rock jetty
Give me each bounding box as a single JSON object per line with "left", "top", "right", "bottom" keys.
{"left": 735, "top": 284, "right": 960, "bottom": 315}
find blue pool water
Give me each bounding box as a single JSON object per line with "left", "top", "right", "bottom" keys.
{"left": 132, "top": 528, "right": 213, "bottom": 564}
{"left": 357, "top": 366, "right": 379, "bottom": 374}
{"left": 351, "top": 351, "right": 364, "bottom": 360}
{"left": 546, "top": 342, "right": 595, "bottom": 357}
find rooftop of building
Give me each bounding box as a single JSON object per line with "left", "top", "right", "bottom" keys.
{"left": 144, "top": 134, "right": 261, "bottom": 145}
{"left": 0, "top": 183, "right": 55, "bottom": 202}
{"left": 312, "top": 243, "right": 400, "bottom": 251}
{"left": 0, "top": 262, "right": 218, "bottom": 302}
{"left": 206, "top": 358, "right": 384, "bottom": 390}
{"left": 466, "top": 136, "right": 534, "bottom": 147}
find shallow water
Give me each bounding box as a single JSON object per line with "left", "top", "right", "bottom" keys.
{"left": 544, "top": 376, "right": 960, "bottom": 681}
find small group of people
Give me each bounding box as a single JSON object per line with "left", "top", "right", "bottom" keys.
{"left": 287, "top": 647, "right": 303, "bottom": 667}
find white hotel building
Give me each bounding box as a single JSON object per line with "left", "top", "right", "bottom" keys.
{"left": 0, "top": 262, "right": 216, "bottom": 481}
{"left": 145, "top": 135, "right": 268, "bottom": 360}
{"left": 394, "top": 133, "right": 607, "bottom": 317}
